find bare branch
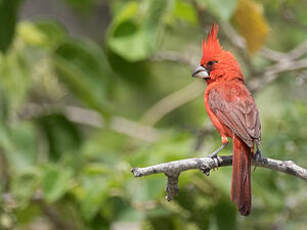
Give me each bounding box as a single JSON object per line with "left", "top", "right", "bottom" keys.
{"left": 65, "top": 106, "right": 162, "bottom": 142}
{"left": 249, "top": 58, "right": 307, "bottom": 92}
{"left": 143, "top": 56, "right": 307, "bottom": 126}
{"left": 261, "top": 41, "right": 307, "bottom": 62}
{"left": 145, "top": 4, "right": 307, "bottom": 126}
{"left": 144, "top": 39, "right": 307, "bottom": 126}
{"left": 151, "top": 51, "right": 197, "bottom": 68}
{"left": 21, "top": 103, "right": 161, "bottom": 143}
{"left": 140, "top": 81, "right": 204, "bottom": 126}
{"left": 260, "top": 47, "right": 288, "bottom": 62}
{"left": 131, "top": 155, "right": 307, "bottom": 201}
{"left": 285, "top": 41, "right": 307, "bottom": 60}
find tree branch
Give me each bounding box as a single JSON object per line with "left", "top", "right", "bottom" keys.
{"left": 140, "top": 81, "right": 203, "bottom": 126}
{"left": 151, "top": 51, "right": 197, "bottom": 68}
{"left": 131, "top": 155, "right": 307, "bottom": 201}
{"left": 144, "top": 44, "right": 307, "bottom": 126}
{"left": 21, "top": 103, "right": 162, "bottom": 143}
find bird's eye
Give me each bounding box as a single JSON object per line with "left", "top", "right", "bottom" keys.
{"left": 207, "top": 61, "right": 216, "bottom": 66}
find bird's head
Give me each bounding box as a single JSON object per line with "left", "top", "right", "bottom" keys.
{"left": 192, "top": 24, "right": 243, "bottom": 83}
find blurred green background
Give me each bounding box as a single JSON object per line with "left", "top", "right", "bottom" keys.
{"left": 0, "top": 0, "right": 306, "bottom": 229}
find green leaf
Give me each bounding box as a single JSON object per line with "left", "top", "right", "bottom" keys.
{"left": 174, "top": 0, "right": 198, "bottom": 25}
{"left": 12, "top": 172, "right": 39, "bottom": 207}
{"left": 65, "top": 0, "right": 97, "bottom": 12}
{"left": 214, "top": 199, "right": 237, "bottom": 230}
{"left": 0, "top": 122, "right": 38, "bottom": 172}
{"left": 54, "top": 39, "right": 113, "bottom": 116}
{"left": 107, "top": 0, "right": 169, "bottom": 61}
{"left": 0, "top": 46, "right": 31, "bottom": 114}
{"left": 127, "top": 175, "right": 165, "bottom": 203}
{"left": 117, "top": 206, "right": 144, "bottom": 222}
{"left": 36, "top": 113, "right": 82, "bottom": 161}
{"left": 41, "top": 165, "right": 73, "bottom": 203}
{"left": 34, "top": 21, "right": 67, "bottom": 48}
{"left": 0, "top": 0, "right": 21, "bottom": 52}
{"left": 205, "top": 0, "right": 238, "bottom": 21}
{"left": 17, "top": 20, "right": 66, "bottom": 48}
{"left": 80, "top": 177, "right": 108, "bottom": 221}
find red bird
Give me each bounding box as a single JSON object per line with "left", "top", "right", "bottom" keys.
{"left": 192, "top": 24, "right": 261, "bottom": 216}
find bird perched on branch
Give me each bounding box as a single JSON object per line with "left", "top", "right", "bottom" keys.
{"left": 192, "top": 24, "right": 261, "bottom": 216}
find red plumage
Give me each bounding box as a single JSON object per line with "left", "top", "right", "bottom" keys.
{"left": 194, "top": 24, "right": 261, "bottom": 216}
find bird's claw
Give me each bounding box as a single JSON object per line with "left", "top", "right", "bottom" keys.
{"left": 253, "top": 147, "right": 263, "bottom": 172}
{"left": 208, "top": 152, "right": 218, "bottom": 159}
{"left": 253, "top": 148, "right": 262, "bottom": 161}
{"left": 200, "top": 164, "right": 211, "bottom": 176}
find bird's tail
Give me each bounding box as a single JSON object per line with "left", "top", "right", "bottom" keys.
{"left": 231, "top": 136, "right": 252, "bottom": 216}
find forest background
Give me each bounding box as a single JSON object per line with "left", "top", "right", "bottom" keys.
{"left": 0, "top": 0, "right": 307, "bottom": 229}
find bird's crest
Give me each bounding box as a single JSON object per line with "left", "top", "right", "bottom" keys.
{"left": 201, "top": 24, "right": 223, "bottom": 64}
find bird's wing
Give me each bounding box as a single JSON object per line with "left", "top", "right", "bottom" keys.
{"left": 208, "top": 81, "right": 261, "bottom": 147}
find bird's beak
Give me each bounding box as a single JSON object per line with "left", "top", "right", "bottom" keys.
{"left": 192, "top": 65, "right": 209, "bottom": 79}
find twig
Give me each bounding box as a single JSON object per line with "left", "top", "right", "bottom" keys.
{"left": 144, "top": 3, "right": 307, "bottom": 127}
{"left": 151, "top": 51, "right": 197, "bottom": 68}
{"left": 21, "top": 103, "right": 161, "bottom": 143}
{"left": 64, "top": 105, "right": 161, "bottom": 143}
{"left": 261, "top": 41, "right": 307, "bottom": 62}
{"left": 140, "top": 81, "right": 203, "bottom": 126}
{"left": 144, "top": 44, "right": 307, "bottom": 126}
{"left": 131, "top": 155, "right": 307, "bottom": 201}
{"left": 249, "top": 58, "right": 307, "bottom": 93}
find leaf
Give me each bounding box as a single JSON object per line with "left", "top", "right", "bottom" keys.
{"left": 205, "top": 0, "right": 238, "bottom": 21}
{"left": 34, "top": 21, "right": 67, "bottom": 48}
{"left": 214, "top": 199, "right": 237, "bottom": 230}
{"left": 17, "top": 21, "right": 66, "bottom": 48}
{"left": 17, "top": 21, "right": 47, "bottom": 47}
{"left": 117, "top": 206, "right": 144, "bottom": 222}
{"left": 232, "top": 0, "right": 269, "bottom": 53}
{"left": 12, "top": 172, "right": 39, "bottom": 207}
{"left": 174, "top": 0, "right": 198, "bottom": 25}
{"left": 0, "top": 122, "right": 38, "bottom": 172}
{"left": 0, "top": 0, "right": 21, "bottom": 53}
{"left": 65, "top": 0, "right": 96, "bottom": 12}
{"left": 80, "top": 177, "right": 108, "bottom": 221}
{"left": 127, "top": 175, "right": 165, "bottom": 203}
{"left": 36, "top": 113, "right": 82, "bottom": 161}
{"left": 54, "top": 39, "right": 113, "bottom": 116}
{"left": 0, "top": 46, "right": 31, "bottom": 114}
{"left": 107, "top": 0, "right": 169, "bottom": 61}
{"left": 41, "top": 165, "right": 73, "bottom": 203}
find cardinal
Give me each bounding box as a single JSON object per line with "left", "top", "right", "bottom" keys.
{"left": 192, "top": 24, "right": 261, "bottom": 216}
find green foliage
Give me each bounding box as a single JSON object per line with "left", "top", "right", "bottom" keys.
{"left": 174, "top": 0, "right": 198, "bottom": 25}
{"left": 0, "top": 0, "right": 20, "bottom": 52}
{"left": 54, "top": 40, "right": 113, "bottom": 116}
{"left": 41, "top": 164, "right": 73, "bottom": 202}
{"left": 107, "top": 0, "right": 170, "bottom": 61}
{"left": 36, "top": 114, "right": 82, "bottom": 161}
{"left": 0, "top": 0, "right": 306, "bottom": 229}
{"left": 204, "top": 0, "right": 238, "bottom": 21}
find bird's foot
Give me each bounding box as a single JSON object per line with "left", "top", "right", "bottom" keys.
{"left": 200, "top": 164, "right": 211, "bottom": 176}
{"left": 208, "top": 143, "right": 227, "bottom": 159}
{"left": 253, "top": 146, "right": 264, "bottom": 171}
{"left": 201, "top": 155, "right": 222, "bottom": 176}
{"left": 208, "top": 151, "right": 218, "bottom": 159}
{"left": 253, "top": 148, "right": 262, "bottom": 161}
